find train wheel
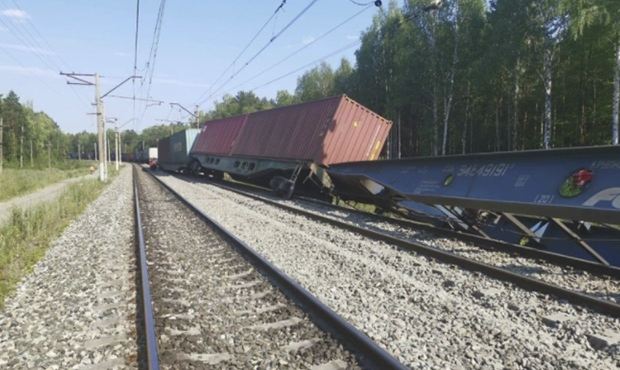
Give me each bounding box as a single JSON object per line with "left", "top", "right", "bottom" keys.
{"left": 189, "top": 160, "right": 201, "bottom": 176}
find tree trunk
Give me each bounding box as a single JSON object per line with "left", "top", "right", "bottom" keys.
{"left": 441, "top": 2, "right": 459, "bottom": 156}
{"left": 495, "top": 97, "right": 502, "bottom": 151}
{"left": 432, "top": 85, "right": 439, "bottom": 156}
{"left": 462, "top": 82, "right": 471, "bottom": 154}
{"left": 513, "top": 58, "right": 520, "bottom": 150}
{"left": 613, "top": 38, "right": 619, "bottom": 145}
{"left": 543, "top": 47, "right": 553, "bottom": 149}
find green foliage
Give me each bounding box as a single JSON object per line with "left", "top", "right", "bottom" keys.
{"left": 0, "top": 178, "right": 105, "bottom": 306}
{"left": 199, "top": 0, "right": 619, "bottom": 157}
{"left": 4, "top": 0, "right": 618, "bottom": 160}
{"left": 0, "top": 163, "right": 94, "bottom": 202}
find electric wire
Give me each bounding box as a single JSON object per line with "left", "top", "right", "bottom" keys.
{"left": 7, "top": 0, "right": 91, "bottom": 107}
{"left": 0, "top": 3, "right": 90, "bottom": 108}
{"left": 138, "top": 0, "right": 167, "bottom": 128}
{"left": 196, "top": 0, "right": 320, "bottom": 108}
{"left": 132, "top": 0, "right": 141, "bottom": 129}
{"left": 348, "top": 0, "right": 377, "bottom": 6}
{"left": 250, "top": 40, "right": 360, "bottom": 93}
{"left": 229, "top": 3, "right": 371, "bottom": 93}
{"left": 193, "top": 0, "right": 288, "bottom": 105}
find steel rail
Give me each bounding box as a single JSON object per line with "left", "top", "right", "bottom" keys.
{"left": 133, "top": 167, "right": 160, "bottom": 370}
{"left": 185, "top": 173, "right": 620, "bottom": 278}
{"left": 143, "top": 169, "right": 407, "bottom": 370}
{"left": 297, "top": 197, "right": 620, "bottom": 277}
{"left": 172, "top": 173, "right": 620, "bottom": 318}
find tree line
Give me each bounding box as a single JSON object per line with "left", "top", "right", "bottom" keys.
{"left": 2, "top": 0, "right": 618, "bottom": 163}
{"left": 201, "top": 0, "right": 620, "bottom": 158}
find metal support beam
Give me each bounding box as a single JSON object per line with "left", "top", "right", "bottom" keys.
{"left": 551, "top": 218, "right": 610, "bottom": 266}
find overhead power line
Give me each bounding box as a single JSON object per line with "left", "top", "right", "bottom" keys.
{"left": 348, "top": 0, "right": 382, "bottom": 6}
{"left": 230, "top": 3, "right": 372, "bottom": 93}
{"left": 193, "top": 0, "right": 288, "bottom": 105}
{"left": 137, "top": 0, "right": 167, "bottom": 127}
{"left": 196, "top": 0, "right": 320, "bottom": 108}
{"left": 132, "top": 0, "right": 141, "bottom": 127}
{"left": 250, "top": 40, "right": 361, "bottom": 93}
{"left": 0, "top": 0, "right": 90, "bottom": 108}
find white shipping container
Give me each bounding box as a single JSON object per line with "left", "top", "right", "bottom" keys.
{"left": 148, "top": 147, "right": 158, "bottom": 159}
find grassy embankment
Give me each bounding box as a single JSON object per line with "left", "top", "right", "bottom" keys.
{"left": 0, "top": 168, "right": 116, "bottom": 306}
{"left": 0, "top": 160, "right": 96, "bottom": 202}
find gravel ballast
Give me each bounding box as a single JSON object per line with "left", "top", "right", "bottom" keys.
{"left": 137, "top": 170, "right": 357, "bottom": 369}
{"left": 0, "top": 167, "right": 138, "bottom": 369}
{"left": 156, "top": 172, "right": 620, "bottom": 369}
{"left": 198, "top": 178, "right": 620, "bottom": 304}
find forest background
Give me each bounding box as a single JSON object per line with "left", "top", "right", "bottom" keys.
{"left": 1, "top": 0, "right": 618, "bottom": 164}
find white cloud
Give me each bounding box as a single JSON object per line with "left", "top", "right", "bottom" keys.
{"left": 2, "top": 8, "right": 30, "bottom": 21}
{"left": 153, "top": 77, "right": 210, "bottom": 88}
{"left": 0, "top": 64, "right": 58, "bottom": 78}
{"left": 0, "top": 42, "right": 55, "bottom": 55}
{"left": 346, "top": 34, "right": 358, "bottom": 41}
{"left": 302, "top": 36, "right": 316, "bottom": 45}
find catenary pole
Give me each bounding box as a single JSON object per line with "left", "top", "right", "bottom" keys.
{"left": 95, "top": 73, "right": 107, "bottom": 181}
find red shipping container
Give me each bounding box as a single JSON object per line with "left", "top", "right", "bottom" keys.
{"left": 231, "top": 95, "right": 391, "bottom": 165}
{"left": 192, "top": 115, "right": 248, "bottom": 156}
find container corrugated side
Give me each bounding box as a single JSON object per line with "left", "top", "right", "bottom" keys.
{"left": 230, "top": 95, "right": 391, "bottom": 165}
{"left": 192, "top": 115, "right": 248, "bottom": 156}
{"left": 231, "top": 96, "right": 342, "bottom": 163}
{"left": 322, "top": 95, "right": 392, "bottom": 164}
{"left": 158, "top": 129, "right": 199, "bottom": 169}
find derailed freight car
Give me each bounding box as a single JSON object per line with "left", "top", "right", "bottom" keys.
{"left": 188, "top": 95, "right": 392, "bottom": 196}
{"left": 157, "top": 129, "right": 199, "bottom": 172}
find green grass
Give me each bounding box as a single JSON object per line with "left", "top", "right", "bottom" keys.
{"left": 0, "top": 178, "right": 107, "bottom": 306}
{"left": 0, "top": 160, "right": 96, "bottom": 202}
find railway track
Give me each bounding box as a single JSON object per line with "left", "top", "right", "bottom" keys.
{"left": 132, "top": 166, "right": 406, "bottom": 369}
{"left": 146, "top": 171, "right": 620, "bottom": 368}
{"left": 164, "top": 171, "right": 620, "bottom": 318}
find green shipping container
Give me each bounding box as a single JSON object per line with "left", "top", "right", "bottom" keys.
{"left": 157, "top": 129, "right": 200, "bottom": 172}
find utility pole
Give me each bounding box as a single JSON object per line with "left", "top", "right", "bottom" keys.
{"left": 20, "top": 123, "right": 24, "bottom": 168}
{"left": 119, "top": 133, "right": 123, "bottom": 165}
{"left": 195, "top": 105, "right": 200, "bottom": 128}
{"left": 0, "top": 117, "right": 3, "bottom": 175}
{"left": 78, "top": 142, "right": 81, "bottom": 161}
{"left": 60, "top": 72, "right": 140, "bottom": 181}
{"left": 115, "top": 129, "right": 119, "bottom": 171}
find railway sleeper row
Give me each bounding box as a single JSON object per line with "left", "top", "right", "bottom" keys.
{"left": 169, "top": 171, "right": 620, "bottom": 318}
{"left": 133, "top": 166, "right": 405, "bottom": 369}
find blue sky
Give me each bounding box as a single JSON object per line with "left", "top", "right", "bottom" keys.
{"left": 0, "top": 0, "right": 381, "bottom": 134}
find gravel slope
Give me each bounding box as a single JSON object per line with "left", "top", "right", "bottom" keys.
{"left": 138, "top": 169, "right": 357, "bottom": 369}
{"left": 157, "top": 172, "right": 620, "bottom": 370}
{"left": 0, "top": 167, "right": 138, "bottom": 369}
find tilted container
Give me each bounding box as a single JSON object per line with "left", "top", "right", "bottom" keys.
{"left": 191, "top": 115, "right": 248, "bottom": 156}
{"left": 230, "top": 95, "right": 392, "bottom": 165}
